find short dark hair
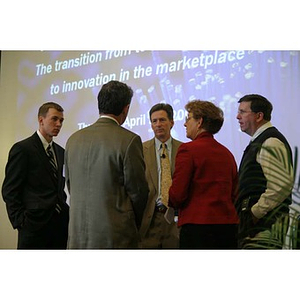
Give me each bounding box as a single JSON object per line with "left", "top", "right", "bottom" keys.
{"left": 149, "top": 103, "right": 174, "bottom": 121}
{"left": 185, "top": 100, "right": 224, "bottom": 134}
{"left": 38, "top": 102, "right": 64, "bottom": 117}
{"left": 238, "top": 94, "right": 273, "bottom": 121}
{"left": 97, "top": 80, "right": 133, "bottom": 115}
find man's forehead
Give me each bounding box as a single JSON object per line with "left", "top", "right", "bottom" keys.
{"left": 47, "top": 108, "right": 63, "bottom": 115}
{"left": 44, "top": 109, "right": 64, "bottom": 120}
{"left": 151, "top": 110, "right": 168, "bottom": 119}
{"left": 239, "top": 101, "right": 251, "bottom": 108}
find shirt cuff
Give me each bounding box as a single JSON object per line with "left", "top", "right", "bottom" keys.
{"left": 251, "top": 204, "right": 266, "bottom": 219}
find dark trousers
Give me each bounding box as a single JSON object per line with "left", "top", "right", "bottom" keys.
{"left": 17, "top": 206, "right": 69, "bottom": 249}
{"left": 180, "top": 224, "right": 238, "bottom": 249}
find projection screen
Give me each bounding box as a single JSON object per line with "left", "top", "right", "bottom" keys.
{"left": 1, "top": 50, "right": 300, "bottom": 181}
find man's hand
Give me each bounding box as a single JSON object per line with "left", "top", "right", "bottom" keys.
{"left": 251, "top": 210, "right": 259, "bottom": 224}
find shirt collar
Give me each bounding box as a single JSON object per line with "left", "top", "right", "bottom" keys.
{"left": 100, "top": 115, "right": 120, "bottom": 125}
{"left": 251, "top": 121, "right": 273, "bottom": 141}
{"left": 155, "top": 137, "right": 172, "bottom": 151}
{"left": 37, "top": 130, "right": 52, "bottom": 150}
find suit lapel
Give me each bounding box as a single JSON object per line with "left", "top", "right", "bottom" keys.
{"left": 145, "top": 139, "right": 159, "bottom": 189}
{"left": 53, "top": 142, "right": 63, "bottom": 172}
{"left": 171, "top": 139, "right": 181, "bottom": 175}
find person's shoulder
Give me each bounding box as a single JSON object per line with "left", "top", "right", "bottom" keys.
{"left": 13, "top": 133, "right": 37, "bottom": 147}
{"left": 172, "top": 138, "right": 183, "bottom": 146}
{"left": 7, "top": 134, "right": 37, "bottom": 156}
{"left": 177, "top": 140, "right": 193, "bottom": 151}
{"left": 53, "top": 141, "right": 64, "bottom": 151}
{"left": 118, "top": 125, "right": 139, "bottom": 138}
{"left": 67, "top": 123, "right": 94, "bottom": 140}
{"left": 221, "top": 143, "right": 236, "bottom": 158}
{"left": 143, "top": 138, "right": 154, "bottom": 146}
{"left": 263, "top": 136, "right": 285, "bottom": 148}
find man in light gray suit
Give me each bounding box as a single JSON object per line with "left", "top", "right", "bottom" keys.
{"left": 139, "top": 103, "right": 182, "bottom": 248}
{"left": 65, "top": 80, "right": 149, "bottom": 249}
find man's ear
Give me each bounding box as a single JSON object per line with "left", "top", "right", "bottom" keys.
{"left": 123, "top": 104, "right": 130, "bottom": 115}
{"left": 119, "top": 104, "right": 130, "bottom": 124}
{"left": 256, "top": 112, "right": 264, "bottom": 122}
{"left": 38, "top": 115, "right": 43, "bottom": 126}
{"left": 170, "top": 120, "right": 174, "bottom": 129}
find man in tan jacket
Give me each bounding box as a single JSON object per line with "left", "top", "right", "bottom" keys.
{"left": 65, "top": 80, "right": 149, "bottom": 249}
{"left": 139, "top": 103, "right": 182, "bottom": 248}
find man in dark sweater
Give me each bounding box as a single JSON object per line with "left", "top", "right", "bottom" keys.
{"left": 236, "top": 94, "right": 293, "bottom": 249}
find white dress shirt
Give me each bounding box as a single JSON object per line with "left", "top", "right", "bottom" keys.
{"left": 37, "top": 130, "right": 58, "bottom": 166}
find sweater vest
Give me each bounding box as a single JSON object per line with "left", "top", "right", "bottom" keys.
{"left": 237, "top": 127, "right": 292, "bottom": 234}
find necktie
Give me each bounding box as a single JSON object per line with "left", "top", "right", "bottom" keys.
{"left": 46, "top": 144, "right": 62, "bottom": 213}
{"left": 46, "top": 144, "right": 57, "bottom": 179}
{"left": 160, "top": 143, "right": 172, "bottom": 207}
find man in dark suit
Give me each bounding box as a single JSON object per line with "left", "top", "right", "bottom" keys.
{"left": 2, "top": 102, "right": 69, "bottom": 249}
{"left": 139, "top": 103, "right": 182, "bottom": 248}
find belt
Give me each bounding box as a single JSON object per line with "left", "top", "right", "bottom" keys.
{"left": 155, "top": 205, "right": 167, "bottom": 214}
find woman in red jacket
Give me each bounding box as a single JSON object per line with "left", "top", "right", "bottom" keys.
{"left": 168, "top": 100, "right": 239, "bottom": 249}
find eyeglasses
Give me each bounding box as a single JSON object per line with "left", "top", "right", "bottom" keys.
{"left": 237, "top": 109, "right": 254, "bottom": 115}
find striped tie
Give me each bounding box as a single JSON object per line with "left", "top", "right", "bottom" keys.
{"left": 46, "top": 144, "right": 61, "bottom": 213}
{"left": 46, "top": 144, "right": 57, "bottom": 179}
